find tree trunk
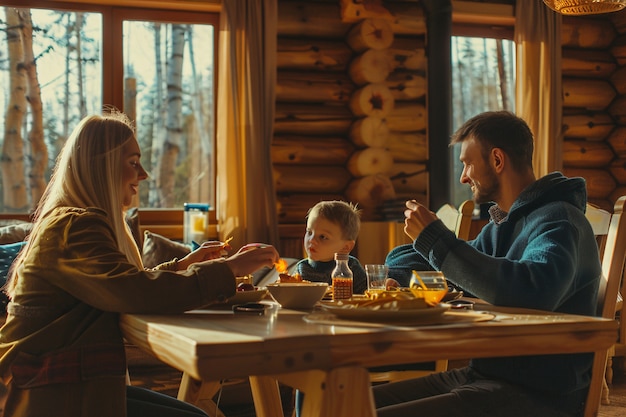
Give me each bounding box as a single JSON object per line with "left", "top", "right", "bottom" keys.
{"left": 349, "top": 49, "right": 393, "bottom": 85}
{"left": 187, "top": 27, "right": 211, "bottom": 204}
{"left": 349, "top": 117, "right": 389, "bottom": 148}
{"left": 159, "top": 24, "right": 186, "bottom": 207}
{"left": 274, "top": 103, "right": 353, "bottom": 135}
{"left": 276, "top": 71, "right": 354, "bottom": 103}
{"left": 22, "top": 9, "right": 47, "bottom": 206}
{"left": 2, "top": 8, "right": 29, "bottom": 212}
{"left": 347, "top": 147, "right": 394, "bottom": 177}
{"left": 149, "top": 22, "right": 164, "bottom": 207}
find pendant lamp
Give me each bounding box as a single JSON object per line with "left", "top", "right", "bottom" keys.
{"left": 543, "top": 0, "right": 626, "bottom": 15}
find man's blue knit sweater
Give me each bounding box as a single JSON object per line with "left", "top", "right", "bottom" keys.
{"left": 385, "top": 172, "right": 601, "bottom": 400}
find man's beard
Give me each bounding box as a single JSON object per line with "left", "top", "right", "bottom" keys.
{"left": 472, "top": 168, "right": 499, "bottom": 205}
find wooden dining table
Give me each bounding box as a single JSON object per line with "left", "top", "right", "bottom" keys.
{"left": 120, "top": 301, "right": 618, "bottom": 417}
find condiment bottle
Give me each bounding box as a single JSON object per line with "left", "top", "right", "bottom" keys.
{"left": 332, "top": 252, "right": 353, "bottom": 300}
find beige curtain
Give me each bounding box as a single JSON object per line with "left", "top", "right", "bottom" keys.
{"left": 514, "top": 1, "right": 562, "bottom": 177}
{"left": 216, "top": 0, "right": 279, "bottom": 249}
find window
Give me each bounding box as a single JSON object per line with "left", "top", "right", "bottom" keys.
{"left": 450, "top": 35, "right": 516, "bottom": 208}
{"left": 450, "top": 2, "right": 515, "bottom": 211}
{"left": 0, "top": 1, "right": 218, "bottom": 225}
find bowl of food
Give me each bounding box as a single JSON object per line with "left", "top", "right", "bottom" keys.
{"left": 267, "top": 282, "right": 329, "bottom": 309}
{"left": 409, "top": 270, "right": 448, "bottom": 305}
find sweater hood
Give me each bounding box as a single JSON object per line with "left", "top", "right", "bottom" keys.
{"left": 507, "top": 172, "right": 587, "bottom": 220}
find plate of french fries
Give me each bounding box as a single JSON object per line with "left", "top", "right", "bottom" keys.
{"left": 319, "top": 290, "right": 450, "bottom": 324}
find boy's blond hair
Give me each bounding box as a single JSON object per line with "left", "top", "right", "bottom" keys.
{"left": 306, "top": 201, "right": 361, "bottom": 240}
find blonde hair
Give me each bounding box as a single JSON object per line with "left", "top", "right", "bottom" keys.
{"left": 306, "top": 200, "right": 361, "bottom": 240}
{"left": 6, "top": 111, "right": 143, "bottom": 296}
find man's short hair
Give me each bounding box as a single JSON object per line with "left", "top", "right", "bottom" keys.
{"left": 450, "top": 111, "right": 534, "bottom": 172}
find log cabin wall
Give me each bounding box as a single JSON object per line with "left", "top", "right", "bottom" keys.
{"left": 275, "top": 0, "right": 429, "bottom": 260}
{"left": 562, "top": 11, "right": 626, "bottom": 212}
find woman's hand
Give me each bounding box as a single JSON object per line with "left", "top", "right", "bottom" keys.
{"left": 177, "top": 240, "right": 232, "bottom": 270}
{"left": 404, "top": 199, "right": 438, "bottom": 241}
{"left": 224, "top": 244, "right": 280, "bottom": 277}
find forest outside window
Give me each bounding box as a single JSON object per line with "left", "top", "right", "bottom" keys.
{"left": 0, "top": 2, "right": 218, "bottom": 230}
{"left": 449, "top": 2, "right": 515, "bottom": 211}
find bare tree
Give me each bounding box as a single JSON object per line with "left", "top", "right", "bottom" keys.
{"left": 157, "top": 24, "right": 186, "bottom": 207}
{"left": 2, "top": 8, "right": 28, "bottom": 212}
{"left": 22, "top": 9, "right": 47, "bottom": 205}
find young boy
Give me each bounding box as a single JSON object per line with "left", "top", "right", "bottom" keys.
{"left": 295, "top": 200, "right": 367, "bottom": 294}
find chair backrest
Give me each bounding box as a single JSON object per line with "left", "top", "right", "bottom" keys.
{"left": 584, "top": 196, "right": 626, "bottom": 416}
{"left": 436, "top": 200, "right": 475, "bottom": 240}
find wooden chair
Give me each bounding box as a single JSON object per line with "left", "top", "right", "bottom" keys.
{"left": 368, "top": 200, "right": 475, "bottom": 384}
{"left": 584, "top": 197, "right": 626, "bottom": 417}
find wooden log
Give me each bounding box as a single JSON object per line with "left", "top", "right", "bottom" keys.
{"left": 610, "top": 159, "right": 626, "bottom": 185}
{"left": 276, "top": 38, "right": 353, "bottom": 71}
{"left": 278, "top": 2, "right": 351, "bottom": 39}
{"left": 274, "top": 165, "right": 352, "bottom": 193}
{"left": 345, "top": 174, "right": 396, "bottom": 208}
{"left": 562, "top": 167, "right": 616, "bottom": 199}
{"left": 349, "top": 49, "right": 393, "bottom": 85}
{"left": 611, "top": 186, "right": 626, "bottom": 204}
{"left": 349, "top": 83, "right": 395, "bottom": 117}
{"left": 385, "top": 102, "right": 427, "bottom": 132}
{"left": 272, "top": 136, "right": 354, "bottom": 165}
{"left": 385, "top": 71, "right": 426, "bottom": 101}
{"left": 607, "top": 127, "right": 626, "bottom": 157}
{"left": 610, "top": 66, "right": 626, "bottom": 95}
{"left": 276, "top": 71, "right": 355, "bottom": 103}
{"left": 274, "top": 103, "right": 353, "bottom": 135}
{"left": 609, "top": 96, "right": 626, "bottom": 125}
{"left": 340, "top": 0, "right": 393, "bottom": 23}
{"left": 562, "top": 78, "right": 616, "bottom": 110}
{"left": 350, "top": 117, "right": 389, "bottom": 148}
{"left": 610, "top": 10, "right": 626, "bottom": 35}
{"left": 588, "top": 197, "right": 613, "bottom": 212}
{"left": 562, "top": 112, "right": 615, "bottom": 141}
{"left": 389, "top": 163, "right": 428, "bottom": 193}
{"left": 611, "top": 34, "right": 626, "bottom": 66}
{"left": 386, "top": 2, "right": 427, "bottom": 36}
{"left": 277, "top": 193, "right": 344, "bottom": 223}
{"left": 387, "top": 132, "right": 427, "bottom": 162}
{"left": 346, "top": 18, "right": 394, "bottom": 52}
{"left": 562, "top": 16, "right": 616, "bottom": 49}
{"left": 561, "top": 49, "right": 617, "bottom": 79}
{"left": 347, "top": 147, "right": 394, "bottom": 177}
{"left": 563, "top": 140, "right": 615, "bottom": 168}
{"left": 388, "top": 37, "right": 426, "bottom": 71}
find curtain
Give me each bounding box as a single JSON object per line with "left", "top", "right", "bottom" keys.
{"left": 216, "top": 0, "right": 279, "bottom": 249}
{"left": 514, "top": 1, "right": 562, "bottom": 177}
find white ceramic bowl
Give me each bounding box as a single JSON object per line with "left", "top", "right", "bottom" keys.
{"left": 266, "top": 282, "right": 329, "bottom": 309}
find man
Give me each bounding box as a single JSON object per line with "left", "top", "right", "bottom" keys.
{"left": 378, "top": 111, "right": 601, "bottom": 417}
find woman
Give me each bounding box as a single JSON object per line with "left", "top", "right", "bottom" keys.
{"left": 0, "top": 111, "right": 279, "bottom": 417}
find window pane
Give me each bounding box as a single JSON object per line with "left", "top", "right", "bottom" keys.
{"left": 0, "top": 7, "right": 102, "bottom": 213}
{"left": 450, "top": 36, "right": 515, "bottom": 209}
{"left": 123, "top": 21, "right": 215, "bottom": 210}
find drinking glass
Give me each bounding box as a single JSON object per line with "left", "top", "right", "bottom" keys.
{"left": 409, "top": 271, "right": 448, "bottom": 305}
{"left": 365, "top": 264, "right": 388, "bottom": 295}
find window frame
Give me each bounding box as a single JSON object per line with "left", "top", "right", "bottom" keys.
{"left": 0, "top": 0, "right": 220, "bottom": 238}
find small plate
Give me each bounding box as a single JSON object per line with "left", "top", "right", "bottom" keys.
{"left": 319, "top": 301, "right": 450, "bottom": 325}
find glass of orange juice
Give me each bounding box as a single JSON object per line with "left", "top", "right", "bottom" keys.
{"left": 409, "top": 271, "right": 448, "bottom": 305}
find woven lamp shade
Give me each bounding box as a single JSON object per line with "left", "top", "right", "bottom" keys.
{"left": 543, "top": 0, "right": 626, "bottom": 14}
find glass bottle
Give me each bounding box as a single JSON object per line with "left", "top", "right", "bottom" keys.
{"left": 332, "top": 253, "right": 353, "bottom": 300}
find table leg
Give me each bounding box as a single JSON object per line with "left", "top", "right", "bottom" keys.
{"left": 249, "top": 375, "right": 284, "bottom": 417}
{"left": 273, "top": 367, "right": 376, "bottom": 417}
{"left": 177, "top": 372, "right": 225, "bottom": 417}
